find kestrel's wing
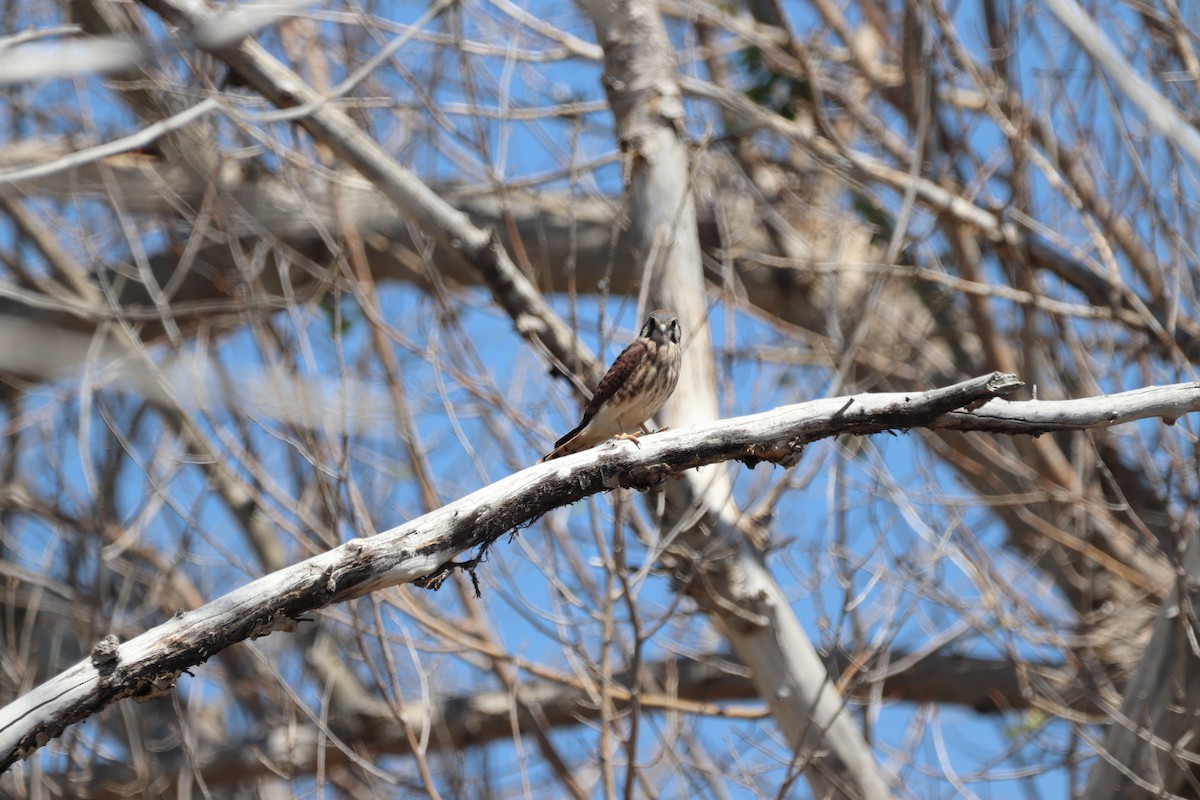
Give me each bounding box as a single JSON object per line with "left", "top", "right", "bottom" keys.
{"left": 552, "top": 339, "right": 648, "bottom": 450}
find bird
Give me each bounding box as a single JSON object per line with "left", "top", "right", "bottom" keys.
{"left": 541, "top": 309, "right": 682, "bottom": 461}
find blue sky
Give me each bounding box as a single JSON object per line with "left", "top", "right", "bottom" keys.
{"left": 4, "top": 0, "right": 1192, "bottom": 795}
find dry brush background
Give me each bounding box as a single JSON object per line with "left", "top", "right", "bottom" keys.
{"left": 1, "top": 0, "right": 1199, "bottom": 797}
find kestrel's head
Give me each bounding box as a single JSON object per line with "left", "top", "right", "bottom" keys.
{"left": 640, "top": 309, "right": 681, "bottom": 346}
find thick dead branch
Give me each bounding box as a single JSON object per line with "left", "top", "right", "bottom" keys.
{"left": 5, "top": 373, "right": 1196, "bottom": 772}
{"left": 134, "top": 0, "right": 599, "bottom": 384}
{"left": 582, "top": 0, "right": 892, "bottom": 796}
{"left": 1083, "top": 533, "right": 1200, "bottom": 799}
{"left": 1046, "top": 0, "right": 1200, "bottom": 166}
{"left": 67, "top": 647, "right": 1084, "bottom": 796}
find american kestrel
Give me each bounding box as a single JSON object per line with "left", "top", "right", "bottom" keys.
{"left": 541, "top": 309, "right": 682, "bottom": 461}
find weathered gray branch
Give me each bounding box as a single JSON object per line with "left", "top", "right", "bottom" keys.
{"left": 4, "top": 373, "right": 1196, "bottom": 772}
{"left": 134, "top": 0, "right": 599, "bottom": 385}
{"left": 580, "top": 0, "right": 893, "bottom": 796}
{"left": 1046, "top": 0, "right": 1200, "bottom": 166}
{"left": 65, "top": 647, "right": 1085, "bottom": 796}
{"left": 1083, "top": 533, "right": 1200, "bottom": 799}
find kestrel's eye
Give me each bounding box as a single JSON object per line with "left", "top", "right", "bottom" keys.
{"left": 670, "top": 320, "right": 681, "bottom": 343}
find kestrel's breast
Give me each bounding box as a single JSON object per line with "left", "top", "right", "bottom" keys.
{"left": 605, "top": 340, "right": 681, "bottom": 431}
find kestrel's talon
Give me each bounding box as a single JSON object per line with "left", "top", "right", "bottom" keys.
{"left": 613, "top": 432, "right": 642, "bottom": 447}
{"left": 540, "top": 309, "right": 682, "bottom": 462}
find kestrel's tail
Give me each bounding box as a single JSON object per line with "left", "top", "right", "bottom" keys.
{"left": 538, "top": 425, "right": 586, "bottom": 462}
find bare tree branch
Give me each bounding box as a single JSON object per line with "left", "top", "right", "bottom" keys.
{"left": 68, "top": 647, "right": 1088, "bottom": 796}
{"left": 1046, "top": 0, "right": 1200, "bottom": 166}
{"left": 3, "top": 0, "right": 1199, "bottom": 794}
{"left": 1083, "top": 530, "right": 1200, "bottom": 799}
{"left": 6, "top": 373, "right": 1197, "bottom": 773}
{"left": 581, "top": 0, "right": 894, "bottom": 797}
{"left": 135, "top": 0, "right": 601, "bottom": 385}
